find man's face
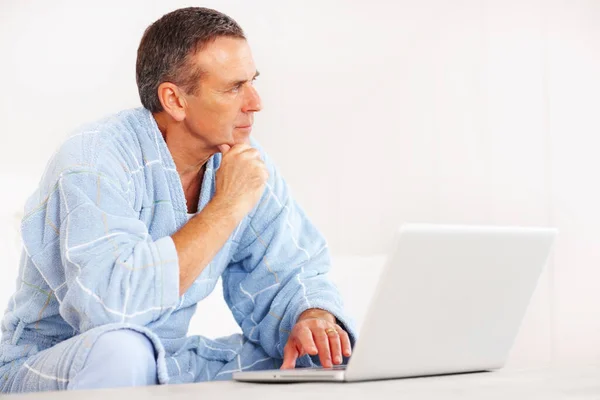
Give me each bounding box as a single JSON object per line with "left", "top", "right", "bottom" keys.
{"left": 181, "top": 36, "right": 262, "bottom": 148}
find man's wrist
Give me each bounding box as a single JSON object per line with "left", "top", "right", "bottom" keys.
{"left": 209, "top": 194, "right": 246, "bottom": 223}
{"left": 298, "top": 308, "right": 336, "bottom": 324}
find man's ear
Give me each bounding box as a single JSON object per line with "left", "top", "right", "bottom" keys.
{"left": 157, "top": 82, "right": 187, "bottom": 122}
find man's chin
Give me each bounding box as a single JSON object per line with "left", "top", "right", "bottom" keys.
{"left": 233, "top": 136, "right": 251, "bottom": 145}
{"left": 215, "top": 133, "right": 251, "bottom": 149}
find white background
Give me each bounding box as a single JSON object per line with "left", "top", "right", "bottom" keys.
{"left": 0, "top": 0, "right": 599, "bottom": 369}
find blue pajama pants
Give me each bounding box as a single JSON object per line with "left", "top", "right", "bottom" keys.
{"left": 2, "top": 328, "right": 282, "bottom": 393}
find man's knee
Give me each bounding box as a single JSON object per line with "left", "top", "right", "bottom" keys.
{"left": 69, "top": 329, "right": 157, "bottom": 390}
{"left": 93, "top": 329, "right": 156, "bottom": 364}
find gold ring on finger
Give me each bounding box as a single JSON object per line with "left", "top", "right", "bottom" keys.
{"left": 325, "top": 327, "right": 338, "bottom": 336}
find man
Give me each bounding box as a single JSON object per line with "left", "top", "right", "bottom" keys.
{"left": 0, "top": 7, "right": 355, "bottom": 393}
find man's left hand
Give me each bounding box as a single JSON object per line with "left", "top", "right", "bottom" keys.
{"left": 280, "top": 309, "right": 352, "bottom": 369}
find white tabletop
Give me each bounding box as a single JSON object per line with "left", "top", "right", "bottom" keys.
{"left": 8, "top": 364, "right": 600, "bottom": 399}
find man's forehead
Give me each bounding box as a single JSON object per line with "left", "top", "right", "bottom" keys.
{"left": 194, "top": 37, "right": 255, "bottom": 81}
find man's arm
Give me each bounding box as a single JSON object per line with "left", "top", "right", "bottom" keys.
{"left": 21, "top": 138, "right": 262, "bottom": 334}
{"left": 172, "top": 143, "right": 268, "bottom": 295}
{"left": 26, "top": 165, "right": 181, "bottom": 333}
{"left": 221, "top": 141, "right": 357, "bottom": 369}
{"left": 172, "top": 198, "right": 242, "bottom": 296}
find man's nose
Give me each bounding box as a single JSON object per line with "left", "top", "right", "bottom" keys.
{"left": 243, "top": 84, "right": 262, "bottom": 113}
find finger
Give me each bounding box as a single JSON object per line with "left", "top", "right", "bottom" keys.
{"left": 253, "top": 159, "right": 269, "bottom": 175}
{"left": 327, "top": 328, "right": 343, "bottom": 365}
{"left": 240, "top": 147, "right": 261, "bottom": 159}
{"left": 296, "top": 327, "right": 318, "bottom": 356}
{"left": 259, "top": 166, "right": 270, "bottom": 182}
{"left": 240, "top": 136, "right": 251, "bottom": 145}
{"left": 217, "top": 144, "right": 231, "bottom": 154}
{"left": 259, "top": 159, "right": 269, "bottom": 172}
{"left": 335, "top": 325, "right": 352, "bottom": 358}
{"left": 281, "top": 340, "right": 299, "bottom": 370}
{"left": 223, "top": 143, "right": 253, "bottom": 156}
{"left": 313, "top": 329, "right": 333, "bottom": 368}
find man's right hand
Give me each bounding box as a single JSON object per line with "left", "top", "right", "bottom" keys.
{"left": 215, "top": 143, "right": 269, "bottom": 219}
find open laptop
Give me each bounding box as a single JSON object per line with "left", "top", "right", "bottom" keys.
{"left": 233, "top": 223, "right": 558, "bottom": 383}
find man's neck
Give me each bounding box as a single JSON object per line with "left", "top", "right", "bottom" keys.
{"left": 152, "top": 112, "right": 213, "bottom": 181}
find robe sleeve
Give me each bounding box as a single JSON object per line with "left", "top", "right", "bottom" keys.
{"left": 221, "top": 142, "right": 357, "bottom": 364}
{"left": 21, "top": 166, "right": 180, "bottom": 333}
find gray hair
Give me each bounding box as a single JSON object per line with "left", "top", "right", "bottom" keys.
{"left": 136, "top": 7, "right": 245, "bottom": 113}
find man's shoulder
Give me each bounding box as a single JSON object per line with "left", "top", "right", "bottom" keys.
{"left": 61, "top": 107, "right": 149, "bottom": 156}
{"left": 40, "top": 108, "right": 150, "bottom": 188}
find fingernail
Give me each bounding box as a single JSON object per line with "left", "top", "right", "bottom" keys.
{"left": 334, "top": 357, "right": 341, "bottom": 364}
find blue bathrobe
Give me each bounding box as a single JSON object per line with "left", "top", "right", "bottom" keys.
{"left": 0, "top": 108, "right": 356, "bottom": 392}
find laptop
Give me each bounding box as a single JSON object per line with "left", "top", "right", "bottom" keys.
{"left": 233, "top": 223, "right": 558, "bottom": 383}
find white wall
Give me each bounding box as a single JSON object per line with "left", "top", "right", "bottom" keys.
{"left": 0, "top": 0, "right": 599, "bottom": 368}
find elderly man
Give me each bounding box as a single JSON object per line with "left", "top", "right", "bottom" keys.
{"left": 0, "top": 7, "right": 355, "bottom": 393}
